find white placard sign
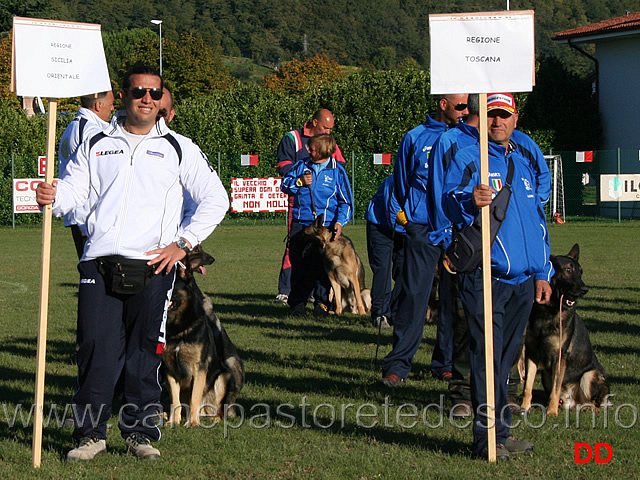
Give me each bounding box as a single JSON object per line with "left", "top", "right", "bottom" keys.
{"left": 12, "top": 17, "right": 111, "bottom": 98}
{"left": 230, "top": 177, "right": 289, "bottom": 213}
{"left": 429, "top": 10, "right": 535, "bottom": 94}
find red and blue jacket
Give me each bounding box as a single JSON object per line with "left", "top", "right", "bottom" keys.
{"left": 276, "top": 123, "right": 345, "bottom": 176}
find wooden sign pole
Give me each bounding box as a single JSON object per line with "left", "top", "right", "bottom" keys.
{"left": 32, "top": 98, "right": 57, "bottom": 468}
{"left": 478, "top": 93, "right": 496, "bottom": 462}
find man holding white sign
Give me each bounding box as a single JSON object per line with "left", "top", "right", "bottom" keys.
{"left": 36, "top": 65, "right": 229, "bottom": 461}
{"left": 443, "top": 93, "right": 553, "bottom": 460}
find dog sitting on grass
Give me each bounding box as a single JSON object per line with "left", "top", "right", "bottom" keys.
{"left": 303, "top": 215, "right": 370, "bottom": 315}
{"left": 163, "top": 245, "right": 244, "bottom": 426}
{"left": 521, "top": 244, "right": 610, "bottom": 416}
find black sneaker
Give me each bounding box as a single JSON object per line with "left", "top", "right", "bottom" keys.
{"left": 313, "top": 303, "right": 330, "bottom": 317}
{"left": 450, "top": 401, "right": 473, "bottom": 419}
{"left": 431, "top": 370, "right": 453, "bottom": 382}
{"left": 505, "top": 436, "right": 534, "bottom": 454}
{"left": 66, "top": 436, "right": 106, "bottom": 462}
{"left": 125, "top": 433, "right": 160, "bottom": 460}
{"left": 377, "top": 374, "right": 406, "bottom": 387}
{"left": 290, "top": 303, "right": 306, "bottom": 317}
{"left": 474, "top": 443, "right": 510, "bottom": 461}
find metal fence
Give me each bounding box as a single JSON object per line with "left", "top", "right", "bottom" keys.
{"left": 3, "top": 149, "right": 639, "bottom": 226}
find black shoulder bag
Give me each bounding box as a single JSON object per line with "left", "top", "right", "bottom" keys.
{"left": 444, "top": 157, "right": 515, "bottom": 274}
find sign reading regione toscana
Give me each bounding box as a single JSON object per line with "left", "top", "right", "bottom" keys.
{"left": 429, "top": 10, "right": 535, "bottom": 94}
{"left": 12, "top": 17, "right": 111, "bottom": 98}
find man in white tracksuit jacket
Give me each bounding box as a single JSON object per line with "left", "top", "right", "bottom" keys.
{"left": 37, "top": 65, "right": 229, "bottom": 462}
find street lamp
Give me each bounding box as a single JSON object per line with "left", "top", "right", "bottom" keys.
{"left": 150, "top": 19, "right": 163, "bottom": 76}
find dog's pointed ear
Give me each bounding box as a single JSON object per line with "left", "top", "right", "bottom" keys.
{"left": 315, "top": 214, "right": 324, "bottom": 228}
{"left": 567, "top": 243, "right": 580, "bottom": 261}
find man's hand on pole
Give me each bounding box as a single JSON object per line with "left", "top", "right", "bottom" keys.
{"left": 36, "top": 180, "right": 57, "bottom": 206}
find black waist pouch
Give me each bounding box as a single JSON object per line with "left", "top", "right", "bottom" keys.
{"left": 96, "top": 256, "right": 156, "bottom": 295}
{"left": 444, "top": 158, "right": 514, "bottom": 274}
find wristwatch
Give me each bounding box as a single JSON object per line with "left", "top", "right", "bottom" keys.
{"left": 176, "top": 238, "right": 192, "bottom": 254}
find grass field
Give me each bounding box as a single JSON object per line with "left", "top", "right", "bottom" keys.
{"left": 0, "top": 219, "right": 639, "bottom": 479}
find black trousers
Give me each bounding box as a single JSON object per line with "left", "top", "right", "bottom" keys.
{"left": 72, "top": 260, "right": 175, "bottom": 442}
{"left": 287, "top": 222, "right": 330, "bottom": 308}
{"left": 459, "top": 270, "right": 533, "bottom": 453}
{"left": 365, "top": 221, "right": 404, "bottom": 321}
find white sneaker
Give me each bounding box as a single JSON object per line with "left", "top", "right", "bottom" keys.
{"left": 274, "top": 294, "right": 289, "bottom": 304}
{"left": 66, "top": 436, "right": 106, "bottom": 462}
{"left": 125, "top": 433, "right": 160, "bottom": 460}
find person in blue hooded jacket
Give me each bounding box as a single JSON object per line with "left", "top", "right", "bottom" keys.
{"left": 443, "top": 93, "right": 553, "bottom": 461}
{"left": 280, "top": 133, "right": 353, "bottom": 316}
{"left": 364, "top": 174, "right": 405, "bottom": 329}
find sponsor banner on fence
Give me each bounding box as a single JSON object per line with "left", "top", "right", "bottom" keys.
{"left": 600, "top": 174, "right": 640, "bottom": 202}
{"left": 13, "top": 178, "right": 54, "bottom": 213}
{"left": 231, "top": 177, "right": 288, "bottom": 213}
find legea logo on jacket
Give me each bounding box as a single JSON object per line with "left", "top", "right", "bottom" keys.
{"left": 96, "top": 149, "right": 124, "bottom": 156}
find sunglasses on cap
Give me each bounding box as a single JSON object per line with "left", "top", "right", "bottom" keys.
{"left": 453, "top": 103, "right": 468, "bottom": 111}
{"left": 126, "top": 86, "right": 163, "bottom": 101}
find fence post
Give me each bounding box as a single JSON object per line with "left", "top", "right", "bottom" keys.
{"left": 617, "top": 148, "right": 621, "bottom": 223}
{"left": 11, "top": 153, "right": 15, "bottom": 229}
{"left": 351, "top": 151, "right": 356, "bottom": 224}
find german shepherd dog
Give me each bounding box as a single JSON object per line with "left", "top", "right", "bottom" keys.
{"left": 521, "top": 244, "right": 609, "bottom": 416}
{"left": 303, "top": 215, "right": 370, "bottom": 315}
{"left": 163, "top": 246, "right": 245, "bottom": 426}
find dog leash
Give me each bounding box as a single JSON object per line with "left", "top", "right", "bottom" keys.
{"left": 557, "top": 294, "right": 564, "bottom": 390}
{"left": 303, "top": 169, "right": 317, "bottom": 219}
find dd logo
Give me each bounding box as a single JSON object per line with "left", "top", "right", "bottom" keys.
{"left": 574, "top": 443, "right": 612, "bottom": 464}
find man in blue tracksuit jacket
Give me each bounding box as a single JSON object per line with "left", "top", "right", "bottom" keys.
{"left": 426, "top": 95, "right": 552, "bottom": 396}
{"left": 424, "top": 94, "right": 551, "bottom": 390}
{"left": 364, "top": 174, "right": 405, "bottom": 328}
{"left": 280, "top": 133, "right": 353, "bottom": 315}
{"left": 379, "top": 94, "right": 469, "bottom": 387}
{"left": 443, "top": 93, "right": 553, "bottom": 460}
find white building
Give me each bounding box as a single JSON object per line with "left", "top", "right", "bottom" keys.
{"left": 554, "top": 12, "right": 640, "bottom": 152}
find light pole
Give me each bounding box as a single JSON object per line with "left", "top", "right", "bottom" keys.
{"left": 150, "top": 19, "right": 163, "bottom": 76}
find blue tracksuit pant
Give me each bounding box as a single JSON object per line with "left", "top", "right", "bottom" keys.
{"left": 366, "top": 220, "right": 404, "bottom": 322}
{"left": 72, "top": 260, "right": 174, "bottom": 442}
{"left": 458, "top": 270, "right": 533, "bottom": 453}
{"left": 381, "top": 222, "right": 440, "bottom": 378}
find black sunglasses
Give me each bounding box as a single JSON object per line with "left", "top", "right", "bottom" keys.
{"left": 454, "top": 103, "right": 468, "bottom": 111}
{"left": 127, "top": 86, "right": 163, "bottom": 101}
